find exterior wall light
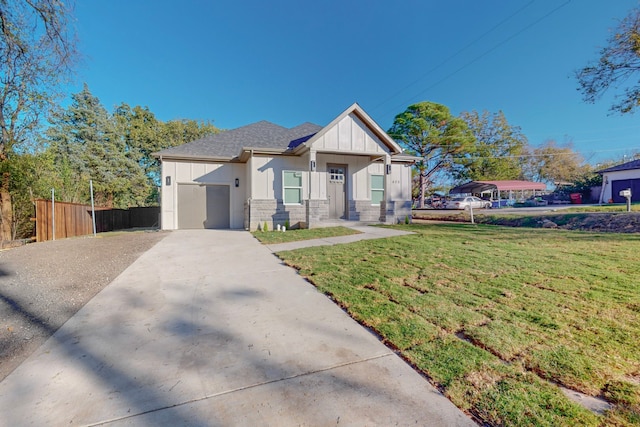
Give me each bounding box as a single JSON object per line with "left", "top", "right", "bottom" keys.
{"left": 235, "top": 178, "right": 240, "bottom": 187}
{"left": 165, "top": 176, "right": 171, "bottom": 186}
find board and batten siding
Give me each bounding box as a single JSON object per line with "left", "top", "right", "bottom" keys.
{"left": 250, "top": 155, "right": 308, "bottom": 200}
{"left": 310, "top": 113, "right": 390, "bottom": 154}
{"left": 161, "top": 160, "right": 246, "bottom": 229}
{"left": 301, "top": 153, "right": 411, "bottom": 203}
{"left": 390, "top": 163, "right": 412, "bottom": 202}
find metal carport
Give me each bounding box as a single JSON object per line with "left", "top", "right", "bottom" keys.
{"left": 449, "top": 180, "right": 547, "bottom": 206}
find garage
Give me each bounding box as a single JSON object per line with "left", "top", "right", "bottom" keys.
{"left": 177, "top": 184, "right": 230, "bottom": 229}
{"left": 598, "top": 160, "right": 640, "bottom": 204}
{"left": 611, "top": 179, "right": 640, "bottom": 203}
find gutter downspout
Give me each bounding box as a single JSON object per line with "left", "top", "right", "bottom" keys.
{"left": 247, "top": 149, "right": 253, "bottom": 230}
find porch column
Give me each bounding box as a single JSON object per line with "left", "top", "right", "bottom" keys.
{"left": 382, "top": 154, "right": 391, "bottom": 223}
{"left": 308, "top": 150, "right": 317, "bottom": 200}
{"left": 306, "top": 149, "right": 317, "bottom": 228}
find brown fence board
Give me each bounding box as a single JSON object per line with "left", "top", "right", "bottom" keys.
{"left": 34, "top": 200, "right": 159, "bottom": 242}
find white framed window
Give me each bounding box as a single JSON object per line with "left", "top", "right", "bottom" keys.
{"left": 371, "top": 174, "right": 384, "bottom": 205}
{"left": 329, "top": 167, "right": 345, "bottom": 184}
{"left": 283, "top": 170, "right": 303, "bottom": 204}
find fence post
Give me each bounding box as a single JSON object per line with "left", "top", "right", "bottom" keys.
{"left": 90, "top": 180, "right": 97, "bottom": 237}
{"left": 51, "top": 188, "right": 55, "bottom": 241}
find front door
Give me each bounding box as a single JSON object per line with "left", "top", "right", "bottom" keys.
{"left": 327, "top": 164, "right": 346, "bottom": 219}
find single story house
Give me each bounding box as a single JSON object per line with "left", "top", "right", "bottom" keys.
{"left": 598, "top": 159, "right": 640, "bottom": 203}
{"left": 154, "top": 103, "right": 416, "bottom": 231}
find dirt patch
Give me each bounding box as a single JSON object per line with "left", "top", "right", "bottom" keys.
{"left": 0, "top": 230, "right": 167, "bottom": 382}
{"left": 413, "top": 211, "right": 640, "bottom": 233}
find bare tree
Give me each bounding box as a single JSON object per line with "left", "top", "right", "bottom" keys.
{"left": 576, "top": 7, "right": 640, "bottom": 114}
{"left": 0, "top": 0, "right": 78, "bottom": 241}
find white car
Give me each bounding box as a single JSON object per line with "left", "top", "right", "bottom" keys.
{"left": 444, "top": 196, "right": 491, "bottom": 210}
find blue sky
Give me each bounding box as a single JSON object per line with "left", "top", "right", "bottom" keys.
{"left": 71, "top": 0, "right": 639, "bottom": 165}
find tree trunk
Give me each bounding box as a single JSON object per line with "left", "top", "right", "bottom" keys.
{"left": 419, "top": 169, "right": 426, "bottom": 209}
{"left": 0, "top": 172, "right": 13, "bottom": 242}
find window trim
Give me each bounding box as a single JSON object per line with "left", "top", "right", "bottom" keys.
{"left": 283, "top": 170, "right": 303, "bottom": 205}
{"left": 371, "top": 174, "right": 384, "bottom": 206}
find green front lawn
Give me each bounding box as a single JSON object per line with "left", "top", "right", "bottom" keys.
{"left": 252, "top": 226, "right": 361, "bottom": 245}
{"left": 564, "top": 203, "right": 640, "bottom": 213}
{"left": 278, "top": 223, "right": 640, "bottom": 426}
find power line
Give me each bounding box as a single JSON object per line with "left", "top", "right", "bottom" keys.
{"left": 370, "top": 0, "right": 538, "bottom": 114}
{"left": 379, "top": 0, "right": 573, "bottom": 119}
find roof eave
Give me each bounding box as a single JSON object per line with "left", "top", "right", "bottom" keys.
{"left": 155, "top": 153, "right": 237, "bottom": 163}
{"left": 391, "top": 154, "right": 420, "bottom": 163}
{"left": 237, "top": 147, "right": 294, "bottom": 162}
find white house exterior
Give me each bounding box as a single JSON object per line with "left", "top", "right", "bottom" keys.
{"left": 155, "top": 103, "right": 416, "bottom": 230}
{"left": 598, "top": 159, "right": 640, "bottom": 204}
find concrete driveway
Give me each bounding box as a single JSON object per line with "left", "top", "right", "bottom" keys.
{"left": 0, "top": 230, "right": 474, "bottom": 426}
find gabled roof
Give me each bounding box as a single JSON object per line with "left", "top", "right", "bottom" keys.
{"left": 155, "top": 120, "right": 322, "bottom": 160}
{"left": 296, "top": 102, "right": 403, "bottom": 155}
{"left": 598, "top": 159, "right": 640, "bottom": 174}
{"left": 155, "top": 103, "right": 407, "bottom": 161}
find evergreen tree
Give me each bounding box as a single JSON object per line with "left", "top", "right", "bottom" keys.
{"left": 46, "top": 84, "right": 148, "bottom": 207}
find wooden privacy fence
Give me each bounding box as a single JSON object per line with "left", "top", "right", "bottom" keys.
{"left": 34, "top": 199, "right": 160, "bottom": 242}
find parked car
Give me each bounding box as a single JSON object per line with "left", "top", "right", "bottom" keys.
{"left": 444, "top": 196, "right": 491, "bottom": 210}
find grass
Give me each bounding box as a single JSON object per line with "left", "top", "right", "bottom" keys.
{"left": 251, "top": 226, "right": 361, "bottom": 244}
{"left": 277, "top": 223, "right": 640, "bottom": 426}
{"left": 564, "top": 203, "right": 640, "bottom": 213}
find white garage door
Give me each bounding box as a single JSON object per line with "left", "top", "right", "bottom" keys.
{"left": 177, "top": 184, "right": 230, "bottom": 229}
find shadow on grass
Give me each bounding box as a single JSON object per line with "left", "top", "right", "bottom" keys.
{"left": 0, "top": 230, "right": 457, "bottom": 426}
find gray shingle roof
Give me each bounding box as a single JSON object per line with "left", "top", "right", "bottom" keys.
{"left": 156, "top": 120, "right": 322, "bottom": 159}
{"left": 598, "top": 159, "right": 640, "bottom": 173}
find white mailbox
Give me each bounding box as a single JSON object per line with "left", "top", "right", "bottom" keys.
{"left": 619, "top": 189, "right": 632, "bottom": 198}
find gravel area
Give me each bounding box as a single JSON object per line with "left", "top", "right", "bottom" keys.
{"left": 0, "top": 230, "right": 168, "bottom": 382}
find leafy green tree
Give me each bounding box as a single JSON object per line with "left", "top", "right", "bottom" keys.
{"left": 453, "top": 110, "right": 528, "bottom": 182}
{"left": 0, "top": 151, "right": 55, "bottom": 239}
{"left": 524, "top": 140, "right": 589, "bottom": 186}
{"left": 46, "top": 86, "right": 219, "bottom": 208}
{"left": 576, "top": 6, "right": 640, "bottom": 114}
{"left": 114, "top": 105, "right": 218, "bottom": 191}
{"left": 0, "top": 0, "right": 78, "bottom": 241}
{"left": 114, "top": 104, "right": 162, "bottom": 180}
{"left": 388, "top": 101, "right": 475, "bottom": 208}
{"left": 559, "top": 170, "right": 602, "bottom": 203}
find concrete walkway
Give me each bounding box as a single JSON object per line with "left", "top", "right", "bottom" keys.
{"left": 0, "top": 230, "right": 474, "bottom": 426}
{"left": 264, "top": 225, "right": 414, "bottom": 252}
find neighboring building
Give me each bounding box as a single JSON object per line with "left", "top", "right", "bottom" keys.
{"left": 155, "top": 103, "right": 416, "bottom": 230}
{"left": 598, "top": 159, "right": 640, "bottom": 203}
{"left": 448, "top": 180, "right": 547, "bottom": 207}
